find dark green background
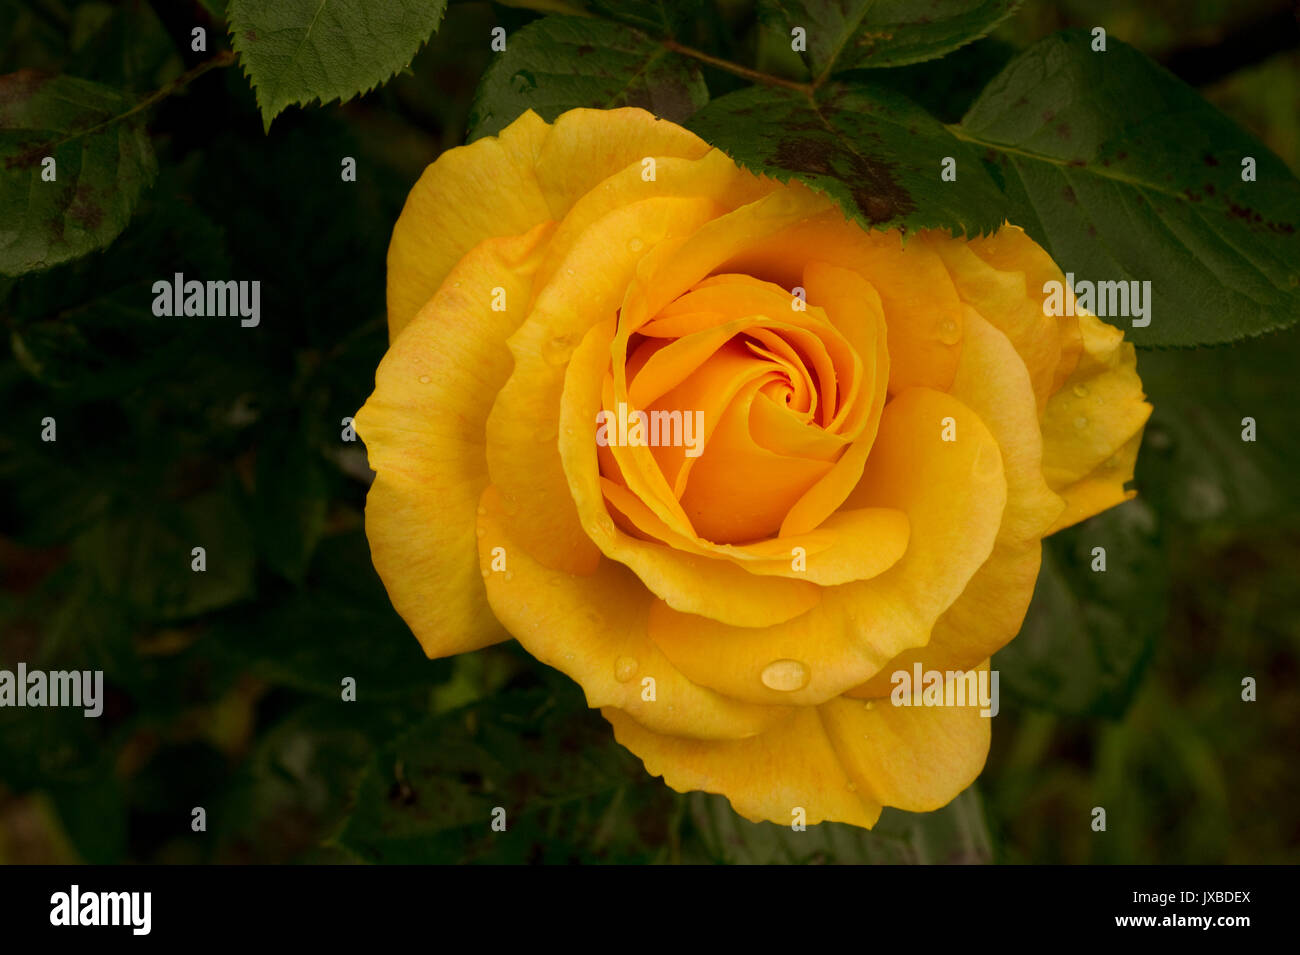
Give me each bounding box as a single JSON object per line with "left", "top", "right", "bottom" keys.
{"left": 1, "top": 0, "right": 1297, "bottom": 863}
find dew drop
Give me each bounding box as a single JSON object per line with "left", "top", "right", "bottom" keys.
{"left": 1074, "top": 415, "right": 1089, "bottom": 430}
{"left": 614, "top": 656, "right": 639, "bottom": 683}
{"left": 760, "top": 659, "right": 810, "bottom": 692}
{"left": 627, "top": 236, "right": 644, "bottom": 253}
{"left": 475, "top": 527, "right": 486, "bottom": 539}
{"left": 864, "top": 700, "right": 875, "bottom": 711}
{"left": 418, "top": 374, "right": 431, "bottom": 384}
{"left": 937, "top": 318, "right": 960, "bottom": 344}
{"left": 542, "top": 333, "right": 578, "bottom": 367}
{"left": 1072, "top": 383, "right": 1089, "bottom": 398}
{"left": 479, "top": 568, "right": 489, "bottom": 578}
{"left": 476, "top": 504, "right": 487, "bottom": 517}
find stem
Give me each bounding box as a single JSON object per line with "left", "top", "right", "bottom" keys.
{"left": 662, "top": 39, "right": 813, "bottom": 94}
{"left": 47, "top": 50, "right": 237, "bottom": 150}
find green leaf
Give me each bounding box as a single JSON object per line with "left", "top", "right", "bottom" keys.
{"left": 71, "top": 485, "right": 256, "bottom": 622}
{"left": 467, "top": 15, "right": 708, "bottom": 140}
{"left": 686, "top": 81, "right": 1005, "bottom": 235}
{"left": 250, "top": 424, "right": 328, "bottom": 582}
{"left": 684, "top": 787, "right": 992, "bottom": 864}
{"left": 209, "top": 530, "right": 444, "bottom": 699}
{"left": 955, "top": 29, "right": 1300, "bottom": 346}
{"left": 584, "top": 1, "right": 703, "bottom": 38}
{"left": 334, "top": 682, "right": 665, "bottom": 863}
{"left": 1135, "top": 325, "right": 1300, "bottom": 529}
{"left": 227, "top": 0, "right": 449, "bottom": 131}
{"left": 996, "top": 500, "right": 1166, "bottom": 718}
{"left": 759, "top": 0, "right": 1023, "bottom": 77}
{"left": 0, "top": 71, "right": 157, "bottom": 276}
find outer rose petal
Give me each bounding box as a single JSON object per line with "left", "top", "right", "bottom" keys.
{"left": 604, "top": 662, "right": 991, "bottom": 825}
{"left": 476, "top": 486, "right": 792, "bottom": 740}
{"left": 387, "top": 111, "right": 550, "bottom": 339}
{"left": 818, "top": 663, "right": 992, "bottom": 812}
{"left": 387, "top": 108, "right": 711, "bottom": 340}
{"left": 355, "top": 221, "right": 554, "bottom": 657}
{"left": 603, "top": 706, "right": 883, "bottom": 828}
{"left": 1041, "top": 311, "right": 1152, "bottom": 532}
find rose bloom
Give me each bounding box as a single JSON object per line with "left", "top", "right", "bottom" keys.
{"left": 354, "top": 107, "right": 1150, "bottom": 828}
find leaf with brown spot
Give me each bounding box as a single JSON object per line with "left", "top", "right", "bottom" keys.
{"left": 957, "top": 29, "right": 1300, "bottom": 345}
{"left": 0, "top": 72, "right": 156, "bottom": 276}
{"left": 687, "top": 81, "right": 1005, "bottom": 237}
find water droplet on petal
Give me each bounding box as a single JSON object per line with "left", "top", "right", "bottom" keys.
{"left": 937, "top": 318, "right": 960, "bottom": 344}
{"left": 542, "top": 333, "right": 578, "bottom": 367}
{"left": 614, "top": 656, "right": 638, "bottom": 683}
{"left": 1074, "top": 415, "right": 1089, "bottom": 430}
{"left": 760, "top": 659, "right": 810, "bottom": 692}
{"left": 627, "top": 237, "right": 644, "bottom": 253}
{"left": 476, "top": 526, "right": 486, "bottom": 538}
{"left": 480, "top": 568, "right": 490, "bottom": 578}
{"left": 864, "top": 700, "right": 875, "bottom": 711}
{"left": 1072, "top": 383, "right": 1089, "bottom": 398}
{"left": 418, "top": 375, "right": 431, "bottom": 384}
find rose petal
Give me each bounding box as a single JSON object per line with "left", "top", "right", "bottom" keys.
{"left": 819, "top": 663, "right": 992, "bottom": 812}
{"left": 604, "top": 706, "right": 883, "bottom": 828}
{"left": 486, "top": 195, "right": 722, "bottom": 575}
{"left": 649, "top": 387, "right": 1008, "bottom": 705}
{"left": 1040, "top": 311, "right": 1152, "bottom": 530}
{"left": 476, "top": 486, "right": 792, "bottom": 740}
{"left": 561, "top": 320, "right": 824, "bottom": 626}
{"left": 355, "top": 222, "right": 554, "bottom": 657}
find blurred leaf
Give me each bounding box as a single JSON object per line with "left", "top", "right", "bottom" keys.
{"left": 687, "top": 81, "right": 1005, "bottom": 234}
{"left": 1134, "top": 325, "right": 1300, "bottom": 528}
{"left": 68, "top": 1, "right": 181, "bottom": 93}
{"left": 228, "top": 0, "right": 449, "bottom": 131}
{"left": 71, "top": 484, "right": 256, "bottom": 622}
{"left": 50, "top": 778, "right": 126, "bottom": 863}
{"left": 210, "top": 530, "right": 441, "bottom": 699}
{"left": 335, "top": 682, "right": 663, "bottom": 863}
{"left": 865, "top": 37, "right": 1018, "bottom": 123}
{"left": 215, "top": 700, "right": 411, "bottom": 862}
{"left": 584, "top": 0, "right": 704, "bottom": 38}
{"left": 759, "top": 0, "right": 1022, "bottom": 75}
{"left": 251, "top": 425, "right": 328, "bottom": 582}
{"left": 684, "top": 787, "right": 992, "bottom": 864}
{"left": 957, "top": 29, "right": 1300, "bottom": 346}
{"left": 997, "top": 500, "right": 1166, "bottom": 717}
{"left": 0, "top": 71, "right": 157, "bottom": 275}
{"left": 468, "top": 15, "right": 708, "bottom": 139}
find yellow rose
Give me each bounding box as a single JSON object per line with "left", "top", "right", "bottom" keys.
{"left": 354, "top": 107, "right": 1151, "bottom": 828}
